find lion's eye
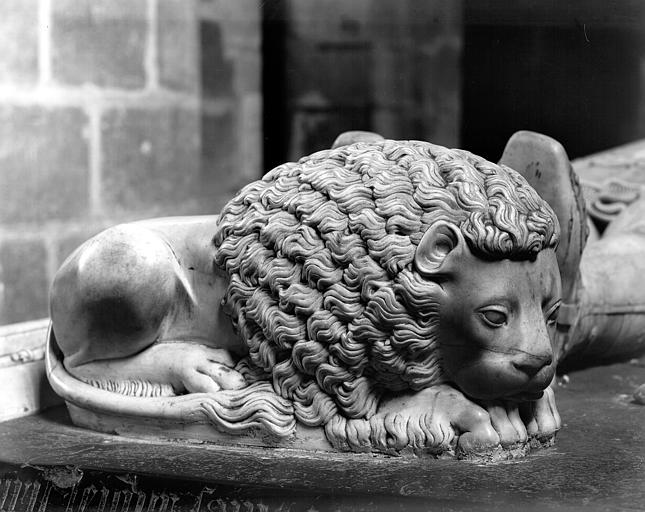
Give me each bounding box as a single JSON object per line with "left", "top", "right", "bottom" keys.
{"left": 479, "top": 308, "right": 508, "bottom": 328}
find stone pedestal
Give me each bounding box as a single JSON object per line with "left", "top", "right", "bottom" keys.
{"left": 1, "top": 362, "right": 644, "bottom": 511}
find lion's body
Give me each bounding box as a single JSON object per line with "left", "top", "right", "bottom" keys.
{"left": 50, "top": 138, "right": 567, "bottom": 455}
{"left": 212, "top": 139, "right": 560, "bottom": 434}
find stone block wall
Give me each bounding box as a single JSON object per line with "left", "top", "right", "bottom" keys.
{"left": 0, "top": 0, "right": 261, "bottom": 324}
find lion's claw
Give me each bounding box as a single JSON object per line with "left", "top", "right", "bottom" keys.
{"left": 520, "top": 386, "right": 561, "bottom": 439}
{"left": 423, "top": 385, "right": 500, "bottom": 453}
{"left": 376, "top": 385, "right": 500, "bottom": 455}
{"left": 169, "top": 343, "right": 246, "bottom": 394}
{"left": 418, "top": 385, "right": 501, "bottom": 454}
{"left": 485, "top": 402, "right": 528, "bottom": 447}
{"left": 453, "top": 403, "right": 500, "bottom": 453}
{"left": 484, "top": 387, "right": 561, "bottom": 448}
{"left": 181, "top": 360, "right": 246, "bottom": 394}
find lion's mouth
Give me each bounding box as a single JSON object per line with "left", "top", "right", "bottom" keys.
{"left": 505, "top": 390, "right": 544, "bottom": 402}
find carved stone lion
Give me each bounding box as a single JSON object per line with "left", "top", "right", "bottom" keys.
{"left": 48, "top": 136, "right": 566, "bottom": 459}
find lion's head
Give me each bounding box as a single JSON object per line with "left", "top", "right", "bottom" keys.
{"left": 213, "top": 139, "right": 561, "bottom": 431}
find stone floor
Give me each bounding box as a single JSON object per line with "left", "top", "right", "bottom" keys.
{"left": 0, "top": 360, "right": 643, "bottom": 512}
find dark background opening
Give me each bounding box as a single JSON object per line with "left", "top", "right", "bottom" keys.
{"left": 461, "top": 2, "right": 645, "bottom": 161}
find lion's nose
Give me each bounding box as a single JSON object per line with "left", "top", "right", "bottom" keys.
{"left": 512, "top": 353, "right": 553, "bottom": 377}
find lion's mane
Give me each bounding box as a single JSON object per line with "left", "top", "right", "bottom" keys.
{"left": 213, "top": 139, "right": 559, "bottom": 452}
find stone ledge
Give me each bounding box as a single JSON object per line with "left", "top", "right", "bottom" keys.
{"left": 0, "top": 319, "right": 62, "bottom": 421}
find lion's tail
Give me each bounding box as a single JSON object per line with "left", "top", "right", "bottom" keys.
{"left": 46, "top": 325, "right": 296, "bottom": 439}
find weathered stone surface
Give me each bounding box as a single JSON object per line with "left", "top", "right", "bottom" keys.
{"left": 232, "top": 49, "right": 261, "bottom": 95}
{"left": 101, "top": 107, "right": 200, "bottom": 212}
{"left": 0, "top": 0, "right": 38, "bottom": 84}
{"left": 287, "top": 0, "right": 372, "bottom": 42}
{"left": 415, "top": 43, "right": 461, "bottom": 145}
{"left": 284, "top": 0, "right": 371, "bottom": 106}
{"left": 0, "top": 239, "right": 49, "bottom": 324}
{"left": 281, "top": 0, "right": 462, "bottom": 158}
{"left": 0, "top": 0, "right": 262, "bottom": 330}
{"left": 288, "top": 107, "right": 370, "bottom": 159}
{"left": 200, "top": 97, "right": 261, "bottom": 208}
{"left": 158, "top": 0, "right": 199, "bottom": 92}
{"left": 238, "top": 93, "right": 263, "bottom": 181}
{"left": 290, "top": 42, "right": 371, "bottom": 106}
{"left": 201, "top": 110, "right": 238, "bottom": 196}
{"left": 51, "top": 0, "right": 146, "bottom": 88}
{"left": 0, "top": 106, "right": 89, "bottom": 222}
{"left": 201, "top": 21, "right": 234, "bottom": 99}
{"left": 200, "top": 0, "right": 261, "bottom": 49}
{"left": 199, "top": 0, "right": 261, "bottom": 97}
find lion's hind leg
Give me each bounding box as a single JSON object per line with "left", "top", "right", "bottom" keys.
{"left": 50, "top": 223, "right": 245, "bottom": 396}
{"left": 67, "top": 341, "right": 246, "bottom": 397}
{"left": 51, "top": 224, "right": 181, "bottom": 367}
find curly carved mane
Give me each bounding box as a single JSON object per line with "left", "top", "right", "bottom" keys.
{"left": 213, "top": 139, "right": 559, "bottom": 449}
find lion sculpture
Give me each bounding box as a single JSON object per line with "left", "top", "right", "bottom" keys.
{"left": 48, "top": 134, "right": 579, "bottom": 459}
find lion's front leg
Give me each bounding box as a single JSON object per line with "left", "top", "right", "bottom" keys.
{"left": 374, "top": 384, "right": 500, "bottom": 456}
{"left": 521, "top": 386, "right": 561, "bottom": 443}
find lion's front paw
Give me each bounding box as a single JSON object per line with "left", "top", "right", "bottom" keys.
{"left": 520, "top": 386, "right": 561, "bottom": 441}
{"left": 168, "top": 343, "right": 247, "bottom": 394}
{"left": 484, "top": 401, "right": 528, "bottom": 447}
{"left": 446, "top": 390, "right": 500, "bottom": 454}
{"left": 484, "top": 387, "right": 560, "bottom": 448}
{"left": 376, "top": 384, "right": 500, "bottom": 456}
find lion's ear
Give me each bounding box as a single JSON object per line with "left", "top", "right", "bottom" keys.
{"left": 415, "top": 222, "right": 463, "bottom": 276}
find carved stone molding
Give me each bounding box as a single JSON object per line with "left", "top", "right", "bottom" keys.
{"left": 0, "top": 319, "right": 62, "bottom": 421}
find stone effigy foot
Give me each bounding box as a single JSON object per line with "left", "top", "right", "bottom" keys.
{"left": 499, "top": 131, "right": 588, "bottom": 361}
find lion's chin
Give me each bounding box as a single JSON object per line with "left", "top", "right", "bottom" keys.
{"left": 453, "top": 360, "right": 555, "bottom": 402}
